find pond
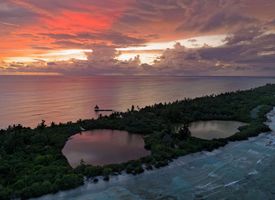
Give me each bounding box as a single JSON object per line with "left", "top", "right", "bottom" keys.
{"left": 34, "top": 110, "right": 275, "bottom": 200}
{"left": 189, "top": 120, "right": 248, "bottom": 140}
{"left": 62, "top": 129, "right": 150, "bottom": 168}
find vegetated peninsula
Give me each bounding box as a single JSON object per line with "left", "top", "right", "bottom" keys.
{"left": 1, "top": 84, "right": 275, "bottom": 199}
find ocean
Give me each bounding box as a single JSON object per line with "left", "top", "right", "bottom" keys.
{"left": 1, "top": 75, "right": 275, "bottom": 128}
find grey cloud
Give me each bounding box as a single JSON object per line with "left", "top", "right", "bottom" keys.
{"left": 200, "top": 12, "right": 256, "bottom": 32}
{"left": 2, "top": 27, "right": 275, "bottom": 76}
{"left": 114, "top": 0, "right": 186, "bottom": 33}
{"left": 2, "top": 0, "right": 275, "bottom": 76}
{"left": 113, "top": 0, "right": 273, "bottom": 39}
{"left": 1, "top": 46, "right": 142, "bottom": 75}
{"left": 45, "top": 31, "right": 147, "bottom": 47}
{"left": 10, "top": 0, "right": 107, "bottom": 14}
{"left": 153, "top": 27, "right": 275, "bottom": 76}
{"left": 0, "top": 1, "right": 38, "bottom": 34}
{"left": 176, "top": 1, "right": 259, "bottom": 33}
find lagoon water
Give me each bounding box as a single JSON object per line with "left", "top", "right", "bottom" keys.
{"left": 62, "top": 121, "right": 246, "bottom": 168}
{"left": 1, "top": 76, "right": 275, "bottom": 129}
{"left": 189, "top": 120, "right": 247, "bottom": 140}
{"left": 35, "top": 109, "right": 275, "bottom": 200}
{"left": 2, "top": 75, "right": 275, "bottom": 199}
{"left": 62, "top": 130, "right": 149, "bottom": 168}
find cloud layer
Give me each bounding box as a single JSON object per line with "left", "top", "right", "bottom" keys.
{"left": 1, "top": 0, "right": 275, "bottom": 76}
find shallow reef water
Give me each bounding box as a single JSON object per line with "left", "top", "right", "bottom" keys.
{"left": 35, "top": 109, "right": 275, "bottom": 200}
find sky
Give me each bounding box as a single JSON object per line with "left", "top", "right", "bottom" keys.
{"left": 0, "top": 0, "right": 275, "bottom": 76}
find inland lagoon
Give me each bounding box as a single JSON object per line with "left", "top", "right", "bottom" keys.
{"left": 189, "top": 120, "right": 248, "bottom": 140}
{"left": 35, "top": 109, "right": 275, "bottom": 200}
{"left": 62, "top": 130, "right": 150, "bottom": 168}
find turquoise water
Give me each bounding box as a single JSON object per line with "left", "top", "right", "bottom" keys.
{"left": 34, "top": 109, "right": 275, "bottom": 200}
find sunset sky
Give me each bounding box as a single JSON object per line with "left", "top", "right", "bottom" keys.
{"left": 1, "top": 0, "right": 275, "bottom": 76}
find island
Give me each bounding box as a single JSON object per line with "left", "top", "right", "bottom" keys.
{"left": 1, "top": 84, "right": 275, "bottom": 199}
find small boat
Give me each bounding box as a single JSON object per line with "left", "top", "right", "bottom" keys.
{"left": 94, "top": 105, "right": 113, "bottom": 112}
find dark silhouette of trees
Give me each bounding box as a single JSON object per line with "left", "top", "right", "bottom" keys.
{"left": 178, "top": 124, "right": 191, "bottom": 139}
{"left": 0, "top": 84, "right": 275, "bottom": 199}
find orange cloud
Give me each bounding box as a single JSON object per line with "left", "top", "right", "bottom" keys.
{"left": 0, "top": 0, "right": 132, "bottom": 60}
{"left": 1, "top": 0, "right": 275, "bottom": 75}
{"left": 43, "top": 11, "right": 112, "bottom": 33}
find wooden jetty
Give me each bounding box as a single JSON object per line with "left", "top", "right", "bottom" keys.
{"left": 94, "top": 105, "right": 113, "bottom": 112}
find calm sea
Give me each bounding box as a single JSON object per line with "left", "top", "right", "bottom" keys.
{"left": 1, "top": 76, "right": 275, "bottom": 129}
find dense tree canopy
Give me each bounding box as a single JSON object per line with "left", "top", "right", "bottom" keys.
{"left": 1, "top": 84, "right": 275, "bottom": 199}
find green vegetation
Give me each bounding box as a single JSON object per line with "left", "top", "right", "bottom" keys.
{"left": 1, "top": 84, "right": 275, "bottom": 199}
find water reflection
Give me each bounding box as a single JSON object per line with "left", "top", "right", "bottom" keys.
{"left": 34, "top": 110, "right": 275, "bottom": 200}
{"left": 62, "top": 129, "right": 150, "bottom": 168}
{"left": 189, "top": 120, "right": 248, "bottom": 139}
{"left": 1, "top": 76, "right": 275, "bottom": 128}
